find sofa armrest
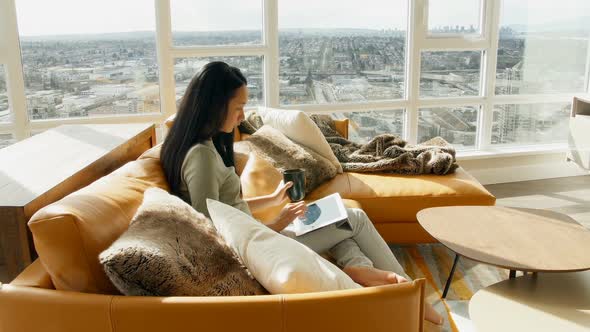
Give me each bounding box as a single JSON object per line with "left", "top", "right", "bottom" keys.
{"left": 9, "top": 259, "right": 54, "bottom": 289}
{"left": 1, "top": 279, "right": 425, "bottom": 332}
{"left": 113, "top": 279, "right": 425, "bottom": 332}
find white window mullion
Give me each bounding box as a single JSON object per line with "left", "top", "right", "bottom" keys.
{"left": 480, "top": 0, "right": 500, "bottom": 149}
{"left": 170, "top": 46, "right": 267, "bottom": 58}
{"left": 492, "top": 93, "right": 582, "bottom": 105}
{"left": 419, "top": 96, "right": 485, "bottom": 108}
{"left": 1, "top": 0, "right": 28, "bottom": 141}
{"left": 282, "top": 101, "right": 410, "bottom": 114}
{"left": 263, "top": 0, "right": 279, "bottom": 108}
{"left": 155, "top": 0, "right": 176, "bottom": 120}
{"left": 420, "top": 38, "right": 488, "bottom": 50}
{"left": 406, "top": 0, "right": 425, "bottom": 144}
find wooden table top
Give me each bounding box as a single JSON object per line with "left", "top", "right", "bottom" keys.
{"left": 0, "top": 123, "right": 154, "bottom": 207}
{"left": 469, "top": 270, "right": 590, "bottom": 332}
{"left": 417, "top": 206, "right": 590, "bottom": 272}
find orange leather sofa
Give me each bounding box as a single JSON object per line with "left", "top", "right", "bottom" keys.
{"left": 0, "top": 123, "right": 428, "bottom": 332}
{"left": 0, "top": 116, "right": 493, "bottom": 332}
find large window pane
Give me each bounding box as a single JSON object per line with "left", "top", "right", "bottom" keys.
{"left": 418, "top": 106, "right": 479, "bottom": 149}
{"left": 171, "top": 0, "right": 262, "bottom": 46}
{"left": 0, "top": 65, "right": 9, "bottom": 123}
{"left": 421, "top": 51, "right": 482, "bottom": 97}
{"left": 428, "top": 0, "right": 481, "bottom": 35}
{"left": 0, "top": 134, "right": 16, "bottom": 150}
{"left": 496, "top": 0, "right": 590, "bottom": 95}
{"left": 492, "top": 103, "right": 570, "bottom": 145}
{"left": 333, "top": 110, "right": 405, "bottom": 143}
{"left": 174, "top": 57, "right": 263, "bottom": 106}
{"left": 16, "top": 0, "right": 160, "bottom": 120}
{"left": 279, "top": 0, "right": 407, "bottom": 105}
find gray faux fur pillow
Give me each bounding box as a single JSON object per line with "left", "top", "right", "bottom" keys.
{"left": 99, "top": 187, "right": 267, "bottom": 296}
{"left": 245, "top": 125, "right": 338, "bottom": 194}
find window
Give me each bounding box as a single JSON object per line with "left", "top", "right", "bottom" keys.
{"left": 418, "top": 106, "right": 479, "bottom": 149}
{"left": 278, "top": 0, "right": 407, "bottom": 105}
{"left": 1, "top": 0, "right": 589, "bottom": 153}
{"left": 420, "top": 51, "right": 482, "bottom": 97}
{"left": 174, "top": 57, "right": 264, "bottom": 106}
{"left": 495, "top": 0, "right": 590, "bottom": 95}
{"left": 492, "top": 103, "right": 570, "bottom": 145}
{"left": 15, "top": 0, "right": 160, "bottom": 120}
{"left": 0, "top": 65, "right": 9, "bottom": 123}
{"left": 171, "top": 0, "right": 263, "bottom": 46}
{"left": 428, "top": 0, "right": 481, "bottom": 35}
{"left": 337, "top": 109, "right": 405, "bottom": 143}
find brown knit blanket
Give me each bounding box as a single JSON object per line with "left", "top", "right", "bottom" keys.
{"left": 310, "top": 115, "right": 458, "bottom": 175}
{"left": 238, "top": 110, "right": 458, "bottom": 175}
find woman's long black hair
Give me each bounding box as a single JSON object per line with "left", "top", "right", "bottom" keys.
{"left": 161, "top": 61, "right": 247, "bottom": 196}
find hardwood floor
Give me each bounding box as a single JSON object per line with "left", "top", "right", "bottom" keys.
{"left": 485, "top": 175, "right": 590, "bottom": 229}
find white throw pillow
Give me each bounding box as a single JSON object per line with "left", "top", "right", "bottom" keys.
{"left": 256, "top": 106, "right": 343, "bottom": 173}
{"left": 206, "top": 199, "right": 361, "bottom": 294}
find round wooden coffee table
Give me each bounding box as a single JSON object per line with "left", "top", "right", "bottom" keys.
{"left": 417, "top": 206, "right": 590, "bottom": 298}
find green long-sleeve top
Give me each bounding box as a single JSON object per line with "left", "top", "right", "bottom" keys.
{"left": 178, "top": 139, "right": 252, "bottom": 219}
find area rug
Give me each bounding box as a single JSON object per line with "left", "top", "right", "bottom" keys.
{"left": 390, "top": 244, "right": 511, "bottom": 332}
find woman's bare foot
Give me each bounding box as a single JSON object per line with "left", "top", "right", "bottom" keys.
{"left": 342, "top": 266, "right": 407, "bottom": 287}
{"left": 343, "top": 266, "right": 444, "bottom": 325}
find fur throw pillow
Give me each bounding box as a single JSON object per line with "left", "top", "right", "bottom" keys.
{"left": 244, "top": 125, "right": 338, "bottom": 194}
{"left": 99, "top": 187, "right": 267, "bottom": 296}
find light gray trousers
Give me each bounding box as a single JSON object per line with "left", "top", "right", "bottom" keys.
{"left": 283, "top": 208, "right": 409, "bottom": 279}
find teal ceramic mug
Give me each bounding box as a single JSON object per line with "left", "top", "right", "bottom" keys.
{"left": 282, "top": 168, "right": 306, "bottom": 202}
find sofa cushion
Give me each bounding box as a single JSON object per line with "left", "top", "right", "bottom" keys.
{"left": 207, "top": 199, "right": 361, "bottom": 294}
{"left": 245, "top": 125, "right": 338, "bottom": 195}
{"left": 28, "top": 145, "right": 169, "bottom": 294}
{"left": 256, "top": 107, "right": 343, "bottom": 173}
{"left": 99, "top": 188, "right": 266, "bottom": 296}
{"left": 306, "top": 167, "right": 496, "bottom": 223}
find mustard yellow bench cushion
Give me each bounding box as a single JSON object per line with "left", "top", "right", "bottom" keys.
{"left": 306, "top": 168, "right": 495, "bottom": 243}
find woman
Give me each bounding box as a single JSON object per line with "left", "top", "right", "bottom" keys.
{"left": 161, "top": 61, "right": 442, "bottom": 325}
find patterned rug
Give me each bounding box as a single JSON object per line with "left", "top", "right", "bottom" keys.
{"left": 390, "top": 244, "right": 511, "bottom": 332}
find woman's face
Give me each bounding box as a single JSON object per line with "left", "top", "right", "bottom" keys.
{"left": 220, "top": 85, "right": 248, "bottom": 133}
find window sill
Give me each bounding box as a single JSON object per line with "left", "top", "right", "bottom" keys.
{"left": 456, "top": 143, "right": 568, "bottom": 161}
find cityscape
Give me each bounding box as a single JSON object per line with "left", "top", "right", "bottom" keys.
{"left": 1, "top": 25, "right": 587, "bottom": 149}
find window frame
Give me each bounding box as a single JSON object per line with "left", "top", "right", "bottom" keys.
{"left": 0, "top": 0, "right": 588, "bottom": 154}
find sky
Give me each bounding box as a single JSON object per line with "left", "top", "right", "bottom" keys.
{"left": 14, "top": 0, "right": 590, "bottom": 37}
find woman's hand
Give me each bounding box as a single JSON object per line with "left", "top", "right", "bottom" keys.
{"left": 271, "top": 181, "right": 293, "bottom": 205}
{"left": 268, "top": 201, "right": 307, "bottom": 232}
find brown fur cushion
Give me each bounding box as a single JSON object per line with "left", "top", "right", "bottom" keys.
{"left": 99, "top": 187, "right": 267, "bottom": 296}
{"left": 244, "top": 125, "right": 338, "bottom": 194}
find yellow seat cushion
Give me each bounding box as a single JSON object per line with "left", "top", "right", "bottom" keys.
{"left": 28, "top": 145, "right": 169, "bottom": 294}
{"left": 307, "top": 167, "right": 495, "bottom": 223}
